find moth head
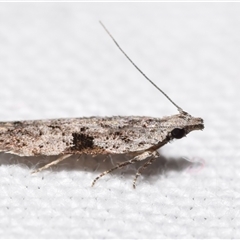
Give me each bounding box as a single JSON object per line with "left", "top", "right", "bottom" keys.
{"left": 168, "top": 111, "right": 204, "bottom": 140}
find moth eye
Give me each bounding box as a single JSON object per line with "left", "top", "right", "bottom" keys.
{"left": 171, "top": 128, "right": 185, "bottom": 139}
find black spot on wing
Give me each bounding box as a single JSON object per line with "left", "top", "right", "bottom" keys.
{"left": 71, "top": 133, "right": 94, "bottom": 151}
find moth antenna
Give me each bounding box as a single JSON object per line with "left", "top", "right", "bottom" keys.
{"left": 99, "top": 21, "right": 184, "bottom": 113}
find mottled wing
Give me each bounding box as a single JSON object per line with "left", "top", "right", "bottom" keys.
{"left": 0, "top": 116, "right": 166, "bottom": 156}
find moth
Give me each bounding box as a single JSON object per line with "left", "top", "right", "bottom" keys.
{"left": 0, "top": 22, "right": 204, "bottom": 188}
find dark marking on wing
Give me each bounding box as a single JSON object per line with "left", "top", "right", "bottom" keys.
{"left": 71, "top": 133, "right": 94, "bottom": 151}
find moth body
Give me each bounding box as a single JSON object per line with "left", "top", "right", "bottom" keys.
{"left": 0, "top": 112, "right": 203, "bottom": 157}
{"left": 0, "top": 22, "right": 204, "bottom": 188}
{"left": 0, "top": 112, "right": 203, "bottom": 188}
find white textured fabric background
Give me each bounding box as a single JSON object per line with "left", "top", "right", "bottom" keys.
{"left": 0, "top": 2, "right": 239, "bottom": 239}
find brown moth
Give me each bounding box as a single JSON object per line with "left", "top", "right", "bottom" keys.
{"left": 0, "top": 22, "right": 204, "bottom": 188}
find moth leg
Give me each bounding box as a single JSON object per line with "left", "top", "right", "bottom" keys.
{"left": 31, "top": 154, "right": 72, "bottom": 174}
{"left": 133, "top": 151, "right": 159, "bottom": 189}
{"left": 91, "top": 151, "right": 153, "bottom": 187}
